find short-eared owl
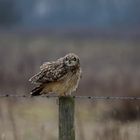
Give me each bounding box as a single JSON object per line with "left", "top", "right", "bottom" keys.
{"left": 29, "top": 53, "right": 82, "bottom": 96}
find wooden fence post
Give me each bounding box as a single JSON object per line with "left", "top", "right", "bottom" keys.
{"left": 59, "top": 96, "right": 75, "bottom": 140}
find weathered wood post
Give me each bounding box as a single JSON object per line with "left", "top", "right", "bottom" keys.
{"left": 59, "top": 96, "right": 75, "bottom": 140}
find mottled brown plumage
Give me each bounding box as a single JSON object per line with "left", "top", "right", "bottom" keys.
{"left": 29, "top": 53, "right": 82, "bottom": 96}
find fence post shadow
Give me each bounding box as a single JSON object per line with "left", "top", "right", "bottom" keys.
{"left": 59, "top": 96, "right": 75, "bottom": 140}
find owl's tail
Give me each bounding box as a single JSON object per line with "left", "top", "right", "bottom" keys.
{"left": 30, "top": 85, "right": 43, "bottom": 96}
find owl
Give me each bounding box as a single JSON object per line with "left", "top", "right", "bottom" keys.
{"left": 29, "top": 53, "right": 82, "bottom": 96}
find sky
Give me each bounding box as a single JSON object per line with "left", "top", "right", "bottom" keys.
{"left": 0, "top": 0, "right": 140, "bottom": 30}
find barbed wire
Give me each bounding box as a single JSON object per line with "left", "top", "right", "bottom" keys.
{"left": 0, "top": 94, "right": 140, "bottom": 100}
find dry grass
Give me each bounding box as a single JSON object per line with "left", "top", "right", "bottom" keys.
{"left": 0, "top": 99, "right": 140, "bottom": 140}
{"left": 0, "top": 33, "right": 140, "bottom": 139}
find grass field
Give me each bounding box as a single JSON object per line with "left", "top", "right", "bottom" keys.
{"left": 0, "top": 99, "right": 140, "bottom": 140}
{"left": 0, "top": 33, "right": 140, "bottom": 139}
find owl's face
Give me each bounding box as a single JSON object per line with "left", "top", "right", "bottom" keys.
{"left": 64, "top": 53, "right": 80, "bottom": 67}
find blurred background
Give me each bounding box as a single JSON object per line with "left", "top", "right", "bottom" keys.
{"left": 0, "top": 0, "right": 140, "bottom": 139}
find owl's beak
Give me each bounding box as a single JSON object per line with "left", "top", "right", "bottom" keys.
{"left": 69, "top": 60, "right": 71, "bottom": 64}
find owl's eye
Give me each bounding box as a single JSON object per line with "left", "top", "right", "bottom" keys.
{"left": 65, "top": 57, "right": 68, "bottom": 61}
{"left": 73, "top": 57, "right": 77, "bottom": 61}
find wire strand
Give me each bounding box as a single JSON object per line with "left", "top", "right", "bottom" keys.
{"left": 0, "top": 94, "right": 140, "bottom": 100}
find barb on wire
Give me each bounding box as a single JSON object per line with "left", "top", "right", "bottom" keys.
{"left": 0, "top": 94, "right": 140, "bottom": 100}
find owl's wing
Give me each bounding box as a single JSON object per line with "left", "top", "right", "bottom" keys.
{"left": 40, "top": 61, "right": 54, "bottom": 70}
{"left": 29, "top": 62, "right": 67, "bottom": 84}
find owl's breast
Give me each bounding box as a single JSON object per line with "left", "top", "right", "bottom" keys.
{"left": 64, "top": 70, "right": 80, "bottom": 94}
{"left": 43, "top": 68, "right": 81, "bottom": 96}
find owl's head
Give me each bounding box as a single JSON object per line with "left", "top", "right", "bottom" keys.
{"left": 63, "top": 53, "right": 80, "bottom": 67}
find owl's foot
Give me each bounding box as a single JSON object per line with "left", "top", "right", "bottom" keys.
{"left": 59, "top": 92, "right": 72, "bottom": 97}
{"left": 59, "top": 92, "right": 66, "bottom": 97}
{"left": 65, "top": 92, "right": 71, "bottom": 97}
